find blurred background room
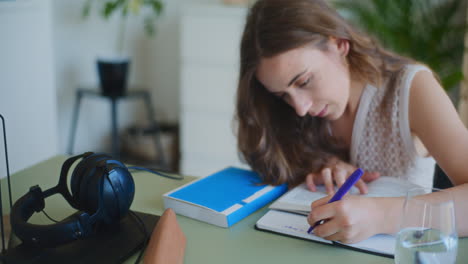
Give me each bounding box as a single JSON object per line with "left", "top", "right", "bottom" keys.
{"left": 0, "top": 0, "right": 253, "bottom": 180}
{"left": 0, "top": 0, "right": 467, "bottom": 184}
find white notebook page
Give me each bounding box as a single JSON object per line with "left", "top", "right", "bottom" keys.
{"left": 269, "top": 176, "right": 420, "bottom": 214}
{"left": 256, "top": 210, "right": 396, "bottom": 256}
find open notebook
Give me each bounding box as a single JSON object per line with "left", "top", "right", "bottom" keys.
{"left": 256, "top": 176, "right": 422, "bottom": 258}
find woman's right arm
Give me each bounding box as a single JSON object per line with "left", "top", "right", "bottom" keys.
{"left": 384, "top": 183, "right": 468, "bottom": 236}
{"left": 308, "top": 183, "right": 468, "bottom": 244}
{"left": 381, "top": 183, "right": 468, "bottom": 236}
{"left": 437, "top": 184, "right": 468, "bottom": 236}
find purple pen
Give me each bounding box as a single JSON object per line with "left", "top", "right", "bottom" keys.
{"left": 307, "top": 168, "right": 364, "bottom": 234}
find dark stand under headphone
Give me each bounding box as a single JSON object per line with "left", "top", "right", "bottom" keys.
{"left": 1, "top": 210, "right": 159, "bottom": 264}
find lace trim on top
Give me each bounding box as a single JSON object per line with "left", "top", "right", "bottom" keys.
{"left": 350, "top": 64, "right": 431, "bottom": 179}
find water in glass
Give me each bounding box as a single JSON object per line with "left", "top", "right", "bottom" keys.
{"left": 394, "top": 187, "right": 457, "bottom": 264}
{"left": 395, "top": 227, "right": 457, "bottom": 263}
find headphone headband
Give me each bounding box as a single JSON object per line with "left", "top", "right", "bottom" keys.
{"left": 10, "top": 185, "right": 93, "bottom": 247}
{"left": 55, "top": 152, "right": 93, "bottom": 208}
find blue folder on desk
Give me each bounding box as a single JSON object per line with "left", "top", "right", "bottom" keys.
{"left": 163, "top": 167, "right": 288, "bottom": 227}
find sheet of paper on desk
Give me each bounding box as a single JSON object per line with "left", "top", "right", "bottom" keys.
{"left": 256, "top": 208, "right": 332, "bottom": 244}
{"left": 256, "top": 210, "right": 395, "bottom": 256}
{"left": 269, "top": 176, "right": 421, "bottom": 215}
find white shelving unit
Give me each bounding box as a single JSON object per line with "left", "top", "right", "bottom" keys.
{"left": 179, "top": 4, "right": 249, "bottom": 177}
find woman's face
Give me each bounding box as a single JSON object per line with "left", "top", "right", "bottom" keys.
{"left": 256, "top": 40, "right": 351, "bottom": 121}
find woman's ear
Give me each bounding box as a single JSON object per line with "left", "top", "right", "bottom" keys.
{"left": 329, "top": 37, "right": 350, "bottom": 57}
{"left": 338, "top": 39, "right": 350, "bottom": 57}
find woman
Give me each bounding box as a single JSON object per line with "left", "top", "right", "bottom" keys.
{"left": 236, "top": 0, "right": 468, "bottom": 243}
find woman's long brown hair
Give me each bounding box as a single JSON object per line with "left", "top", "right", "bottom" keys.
{"left": 236, "top": 0, "right": 413, "bottom": 187}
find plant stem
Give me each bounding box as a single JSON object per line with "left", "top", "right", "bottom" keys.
{"left": 117, "top": 14, "right": 128, "bottom": 56}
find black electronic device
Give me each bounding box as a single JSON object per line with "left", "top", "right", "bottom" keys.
{"left": 10, "top": 152, "right": 135, "bottom": 248}
{"left": 0, "top": 113, "right": 182, "bottom": 263}
{"left": 3, "top": 210, "right": 159, "bottom": 264}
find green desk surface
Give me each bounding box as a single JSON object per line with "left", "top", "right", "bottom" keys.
{"left": 5, "top": 155, "right": 468, "bottom": 263}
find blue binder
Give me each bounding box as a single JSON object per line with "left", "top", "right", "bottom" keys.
{"left": 163, "top": 167, "right": 288, "bottom": 227}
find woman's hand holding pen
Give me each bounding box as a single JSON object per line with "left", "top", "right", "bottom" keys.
{"left": 307, "top": 195, "right": 382, "bottom": 244}
{"left": 307, "top": 195, "right": 404, "bottom": 244}
{"left": 305, "top": 158, "right": 380, "bottom": 195}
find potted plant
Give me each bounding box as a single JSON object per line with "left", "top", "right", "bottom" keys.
{"left": 334, "top": 0, "right": 466, "bottom": 95}
{"left": 333, "top": 0, "right": 466, "bottom": 189}
{"left": 82, "top": 0, "right": 164, "bottom": 97}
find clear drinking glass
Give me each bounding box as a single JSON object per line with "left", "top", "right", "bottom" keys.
{"left": 395, "top": 187, "right": 458, "bottom": 264}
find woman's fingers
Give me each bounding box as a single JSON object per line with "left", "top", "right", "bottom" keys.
{"left": 307, "top": 160, "right": 381, "bottom": 196}
{"left": 308, "top": 200, "right": 336, "bottom": 225}
{"left": 354, "top": 179, "right": 368, "bottom": 194}
{"left": 362, "top": 171, "right": 380, "bottom": 183}
{"left": 311, "top": 195, "right": 331, "bottom": 209}
{"left": 354, "top": 172, "right": 380, "bottom": 194}
{"left": 305, "top": 173, "right": 317, "bottom": 192}
{"left": 333, "top": 168, "right": 347, "bottom": 188}
{"left": 312, "top": 218, "right": 341, "bottom": 238}
{"left": 321, "top": 168, "right": 334, "bottom": 195}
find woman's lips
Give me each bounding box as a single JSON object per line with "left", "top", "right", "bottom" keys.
{"left": 317, "top": 105, "right": 328, "bottom": 117}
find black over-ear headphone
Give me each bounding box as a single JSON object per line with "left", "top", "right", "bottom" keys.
{"left": 10, "top": 152, "right": 135, "bottom": 248}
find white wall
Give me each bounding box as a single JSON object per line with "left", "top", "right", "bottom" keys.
{"left": 179, "top": 4, "right": 249, "bottom": 176}
{"left": 0, "top": 0, "right": 58, "bottom": 177}
{"left": 0, "top": 0, "right": 232, "bottom": 176}
{"left": 53, "top": 0, "right": 219, "bottom": 155}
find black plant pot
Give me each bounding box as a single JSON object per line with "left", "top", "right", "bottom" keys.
{"left": 97, "top": 58, "right": 130, "bottom": 97}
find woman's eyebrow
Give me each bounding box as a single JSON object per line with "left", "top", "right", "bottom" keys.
{"left": 287, "top": 69, "right": 307, "bottom": 87}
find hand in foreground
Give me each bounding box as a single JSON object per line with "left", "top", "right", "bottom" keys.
{"left": 305, "top": 159, "right": 380, "bottom": 195}
{"left": 307, "top": 195, "right": 387, "bottom": 244}
{"left": 143, "top": 208, "right": 186, "bottom": 264}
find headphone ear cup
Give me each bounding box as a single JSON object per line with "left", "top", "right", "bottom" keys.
{"left": 101, "top": 159, "right": 133, "bottom": 220}
{"left": 79, "top": 165, "right": 106, "bottom": 215}
{"left": 71, "top": 153, "right": 111, "bottom": 206}
{"left": 82, "top": 163, "right": 135, "bottom": 224}
{"left": 106, "top": 167, "right": 135, "bottom": 220}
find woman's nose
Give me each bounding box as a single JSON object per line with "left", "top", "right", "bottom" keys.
{"left": 291, "top": 93, "right": 312, "bottom": 117}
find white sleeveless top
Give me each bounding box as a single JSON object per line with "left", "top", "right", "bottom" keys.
{"left": 349, "top": 64, "right": 435, "bottom": 188}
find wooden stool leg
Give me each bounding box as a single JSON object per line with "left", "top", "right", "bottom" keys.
{"left": 142, "top": 93, "right": 167, "bottom": 169}
{"left": 68, "top": 90, "right": 83, "bottom": 155}
{"left": 110, "top": 97, "right": 119, "bottom": 158}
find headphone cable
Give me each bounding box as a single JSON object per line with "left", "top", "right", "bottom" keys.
{"left": 105, "top": 172, "right": 148, "bottom": 264}
{"left": 41, "top": 210, "right": 59, "bottom": 223}
{"left": 127, "top": 166, "right": 184, "bottom": 180}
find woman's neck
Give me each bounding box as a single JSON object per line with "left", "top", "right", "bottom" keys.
{"left": 327, "top": 78, "right": 367, "bottom": 148}
{"left": 343, "top": 78, "right": 366, "bottom": 118}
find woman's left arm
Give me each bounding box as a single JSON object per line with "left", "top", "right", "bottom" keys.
{"left": 409, "top": 70, "right": 468, "bottom": 185}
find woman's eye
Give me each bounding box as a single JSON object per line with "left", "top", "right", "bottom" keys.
{"left": 299, "top": 78, "right": 310, "bottom": 88}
